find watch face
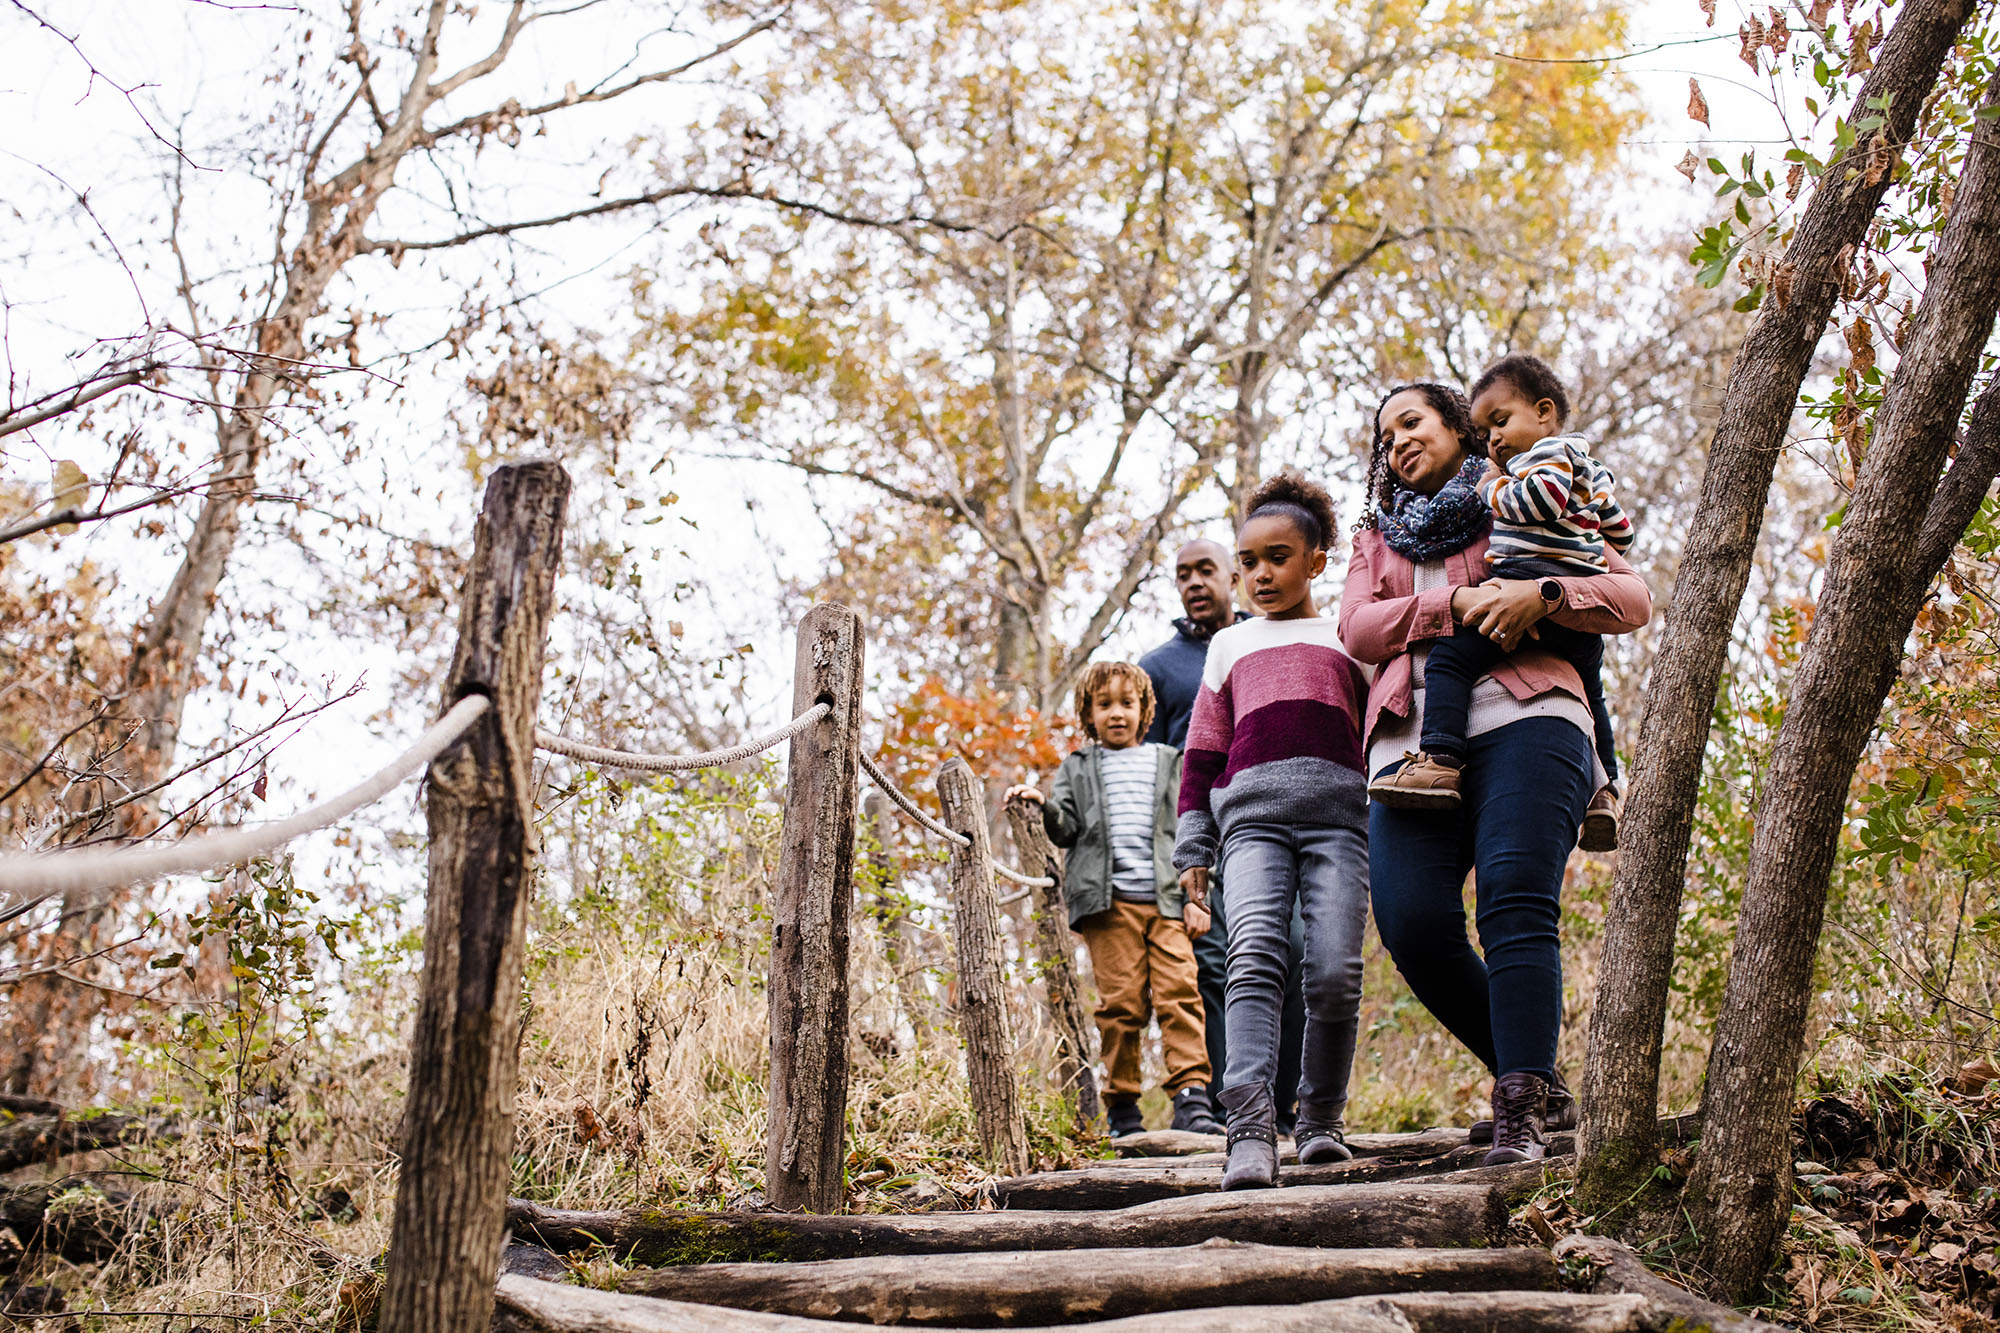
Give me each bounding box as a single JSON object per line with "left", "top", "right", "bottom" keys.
{"left": 1540, "top": 580, "right": 1563, "bottom": 603}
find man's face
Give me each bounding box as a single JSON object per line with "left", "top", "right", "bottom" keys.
{"left": 1173, "top": 540, "right": 1236, "bottom": 629}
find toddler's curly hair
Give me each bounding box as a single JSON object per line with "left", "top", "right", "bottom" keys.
{"left": 1242, "top": 470, "right": 1337, "bottom": 552}
{"left": 1073, "top": 661, "right": 1156, "bottom": 742}
{"left": 1469, "top": 353, "right": 1572, "bottom": 425}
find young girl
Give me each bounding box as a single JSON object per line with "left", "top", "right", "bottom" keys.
{"left": 1174, "top": 473, "right": 1373, "bottom": 1189}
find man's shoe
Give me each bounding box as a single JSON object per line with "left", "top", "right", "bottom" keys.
{"left": 1469, "top": 1070, "right": 1574, "bottom": 1145}
{"left": 1106, "top": 1097, "right": 1145, "bottom": 1138}
{"left": 1217, "top": 1083, "right": 1278, "bottom": 1190}
{"left": 1481, "top": 1071, "right": 1551, "bottom": 1167}
{"left": 1579, "top": 786, "right": 1620, "bottom": 852}
{"left": 1367, "top": 751, "right": 1464, "bottom": 810}
{"left": 1293, "top": 1099, "right": 1354, "bottom": 1165}
{"left": 1169, "top": 1086, "right": 1224, "bottom": 1135}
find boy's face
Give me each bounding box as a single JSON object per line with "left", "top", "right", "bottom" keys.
{"left": 1090, "top": 679, "right": 1145, "bottom": 749}
{"left": 1469, "top": 381, "right": 1562, "bottom": 467}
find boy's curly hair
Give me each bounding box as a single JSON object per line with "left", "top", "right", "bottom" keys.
{"left": 1360, "top": 383, "right": 1479, "bottom": 531}
{"left": 1242, "top": 470, "right": 1337, "bottom": 552}
{"left": 1073, "top": 661, "right": 1156, "bottom": 742}
{"left": 1468, "top": 353, "right": 1571, "bottom": 426}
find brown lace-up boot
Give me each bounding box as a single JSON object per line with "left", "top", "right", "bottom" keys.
{"left": 1366, "top": 751, "right": 1463, "bottom": 810}
{"left": 1481, "top": 1071, "right": 1551, "bottom": 1167}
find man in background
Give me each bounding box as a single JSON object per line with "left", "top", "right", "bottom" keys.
{"left": 1141, "top": 539, "right": 1309, "bottom": 1135}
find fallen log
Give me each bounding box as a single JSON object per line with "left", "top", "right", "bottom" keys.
{"left": 619, "top": 1239, "right": 1556, "bottom": 1325}
{"left": 1109, "top": 1126, "right": 1471, "bottom": 1161}
{"left": 993, "top": 1149, "right": 1560, "bottom": 1209}
{"left": 1555, "top": 1235, "right": 1770, "bottom": 1333}
{"left": 506, "top": 1181, "right": 1507, "bottom": 1266}
{"left": 497, "top": 1275, "right": 1653, "bottom": 1333}
{"left": 0, "top": 1112, "right": 167, "bottom": 1174}
{"left": 0, "top": 1181, "right": 147, "bottom": 1270}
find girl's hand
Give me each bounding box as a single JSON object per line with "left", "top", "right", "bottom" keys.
{"left": 1182, "top": 900, "right": 1212, "bottom": 938}
{"left": 1178, "top": 866, "right": 1209, "bottom": 909}
{"left": 1462, "top": 579, "right": 1551, "bottom": 651}
{"left": 1004, "top": 784, "right": 1044, "bottom": 804}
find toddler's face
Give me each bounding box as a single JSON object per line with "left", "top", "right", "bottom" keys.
{"left": 1090, "top": 681, "right": 1145, "bottom": 749}
{"left": 1470, "top": 381, "right": 1561, "bottom": 466}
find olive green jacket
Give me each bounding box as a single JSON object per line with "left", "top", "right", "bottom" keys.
{"left": 1040, "top": 742, "right": 1184, "bottom": 926}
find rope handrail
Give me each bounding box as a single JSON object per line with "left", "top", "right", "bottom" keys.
{"left": 0, "top": 695, "right": 491, "bottom": 900}
{"left": 993, "top": 862, "right": 1056, "bottom": 889}
{"left": 860, "top": 750, "right": 971, "bottom": 848}
{"left": 535, "top": 703, "right": 830, "bottom": 773}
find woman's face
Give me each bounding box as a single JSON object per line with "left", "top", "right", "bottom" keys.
{"left": 1378, "top": 389, "right": 1469, "bottom": 496}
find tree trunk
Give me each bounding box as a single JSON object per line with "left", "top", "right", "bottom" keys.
{"left": 1574, "top": 0, "right": 1979, "bottom": 1210}
{"left": 1002, "top": 794, "right": 1099, "bottom": 1128}
{"left": 766, "top": 605, "right": 866, "bottom": 1214}
{"left": 377, "top": 460, "right": 569, "bottom": 1333}
{"left": 618, "top": 1242, "right": 1558, "bottom": 1326}
{"left": 936, "top": 759, "right": 1030, "bottom": 1176}
{"left": 1686, "top": 70, "right": 2000, "bottom": 1299}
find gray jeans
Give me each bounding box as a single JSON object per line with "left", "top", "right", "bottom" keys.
{"left": 1219, "top": 821, "right": 1370, "bottom": 1113}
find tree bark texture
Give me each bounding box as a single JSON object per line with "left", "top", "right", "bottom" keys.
{"left": 1576, "top": 0, "right": 1980, "bottom": 1209}
{"left": 1001, "top": 793, "right": 1099, "bottom": 1128}
{"left": 766, "top": 604, "right": 866, "bottom": 1214}
{"left": 505, "top": 1180, "right": 1509, "bottom": 1265}
{"left": 618, "top": 1242, "right": 1558, "bottom": 1326}
{"left": 1687, "top": 70, "right": 2000, "bottom": 1298}
{"left": 377, "top": 460, "right": 569, "bottom": 1333}
{"left": 495, "top": 1277, "right": 1658, "bottom": 1333}
{"left": 937, "top": 759, "right": 1030, "bottom": 1176}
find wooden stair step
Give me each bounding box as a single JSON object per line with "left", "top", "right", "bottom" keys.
{"left": 496, "top": 1275, "right": 1657, "bottom": 1332}
{"left": 1109, "top": 1126, "right": 1472, "bottom": 1160}
{"left": 506, "top": 1180, "right": 1507, "bottom": 1266}
{"left": 617, "top": 1240, "right": 1558, "bottom": 1325}
{"left": 996, "top": 1148, "right": 1562, "bottom": 1208}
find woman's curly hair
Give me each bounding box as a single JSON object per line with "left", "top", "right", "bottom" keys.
{"left": 1073, "top": 661, "right": 1156, "bottom": 742}
{"left": 1242, "top": 470, "right": 1337, "bottom": 552}
{"left": 1359, "top": 382, "right": 1479, "bottom": 531}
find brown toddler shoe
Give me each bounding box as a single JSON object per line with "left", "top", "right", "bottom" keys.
{"left": 1367, "top": 751, "right": 1463, "bottom": 810}
{"left": 1579, "top": 785, "right": 1620, "bottom": 852}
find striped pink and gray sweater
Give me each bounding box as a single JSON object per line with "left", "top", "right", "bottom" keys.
{"left": 1172, "top": 615, "right": 1371, "bottom": 871}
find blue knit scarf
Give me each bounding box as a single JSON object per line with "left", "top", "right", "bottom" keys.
{"left": 1377, "top": 455, "right": 1491, "bottom": 562}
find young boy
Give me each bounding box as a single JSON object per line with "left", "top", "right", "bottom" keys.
{"left": 1010, "top": 662, "right": 1222, "bottom": 1137}
{"left": 1366, "top": 353, "right": 1632, "bottom": 852}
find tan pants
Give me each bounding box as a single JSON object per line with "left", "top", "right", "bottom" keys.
{"left": 1075, "top": 898, "right": 1211, "bottom": 1100}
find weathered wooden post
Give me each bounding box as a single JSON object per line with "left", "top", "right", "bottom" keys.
{"left": 379, "top": 460, "right": 569, "bottom": 1333}
{"left": 937, "top": 758, "right": 1030, "bottom": 1175}
{"left": 766, "top": 603, "right": 865, "bottom": 1213}
{"left": 1004, "top": 794, "right": 1100, "bottom": 1130}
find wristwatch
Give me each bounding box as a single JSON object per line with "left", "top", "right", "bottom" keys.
{"left": 1538, "top": 578, "right": 1564, "bottom": 609}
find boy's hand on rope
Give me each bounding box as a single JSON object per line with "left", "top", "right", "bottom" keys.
{"left": 1178, "top": 865, "right": 1209, "bottom": 910}
{"left": 1182, "top": 900, "right": 1212, "bottom": 938}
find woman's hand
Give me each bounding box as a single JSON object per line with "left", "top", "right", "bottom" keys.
{"left": 1460, "top": 579, "right": 1551, "bottom": 651}
{"left": 1178, "top": 866, "right": 1209, "bottom": 910}
{"left": 1182, "top": 900, "right": 1212, "bottom": 938}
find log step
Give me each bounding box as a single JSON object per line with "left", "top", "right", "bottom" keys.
{"left": 1108, "top": 1126, "right": 1472, "bottom": 1160}
{"left": 996, "top": 1147, "right": 1562, "bottom": 1209}
{"left": 618, "top": 1240, "right": 1558, "bottom": 1326}
{"left": 495, "top": 1275, "right": 1655, "bottom": 1332}
{"left": 506, "top": 1180, "right": 1508, "bottom": 1266}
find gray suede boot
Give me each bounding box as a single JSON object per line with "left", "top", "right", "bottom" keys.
{"left": 1293, "top": 1099, "right": 1353, "bottom": 1165}
{"left": 1217, "top": 1082, "right": 1278, "bottom": 1190}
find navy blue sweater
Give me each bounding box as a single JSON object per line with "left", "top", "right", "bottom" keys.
{"left": 1141, "top": 612, "right": 1250, "bottom": 749}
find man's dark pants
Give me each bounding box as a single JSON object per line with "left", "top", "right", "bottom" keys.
{"left": 1196, "top": 865, "right": 1306, "bottom": 1127}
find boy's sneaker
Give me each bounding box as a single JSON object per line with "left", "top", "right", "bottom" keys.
{"left": 1169, "top": 1086, "right": 1224, "bottom": 1135}
{"left": 1579, "top": 786, "right": 1620, "bottom": 852}
{"left": 1106, "top": 1097, "right": 1145, "bottom": 1138}
{"left": 1367, "top": 751, "right": 1463, "bottom": 810}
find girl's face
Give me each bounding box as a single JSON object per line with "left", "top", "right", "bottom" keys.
{"left": 1237, "top": 513, "right": 1326, "bottom": 621}
{"left": 1378, "top": 389, "right": 1470, "bottom": 496}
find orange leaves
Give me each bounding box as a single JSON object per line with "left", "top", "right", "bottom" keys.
{"left": 876, "top": 679, "right": 1078, "bottom": 808}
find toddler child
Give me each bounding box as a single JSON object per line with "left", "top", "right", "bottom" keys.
{"left": 1012, "top": 662, "right": 1221, "bottom": 1138}
{"left": 1366, "top": 353, "right": 1631, "bottom": 851}
{"left": 1174, "top": 472, "right": 1373, "bottom": 1189}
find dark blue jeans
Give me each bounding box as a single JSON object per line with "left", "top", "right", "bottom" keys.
{"left": 1196, "top": 869, "right": 1305, "bottom": 1123}
{"left": 1369, "top": 717, "right": 1593, "bottom": 1080}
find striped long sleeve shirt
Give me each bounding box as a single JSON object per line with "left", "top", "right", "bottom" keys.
{"left": 1172, "top": 616, "right": 1370, "bottom": 872}
{"left": 1476, "top": 433, "right": 1635, "bottom": 574}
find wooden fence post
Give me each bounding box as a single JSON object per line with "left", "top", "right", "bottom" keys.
{"left": 379, "top": 460, "right": 569, "bottom": 1333}
{"left": 1003, "top": 794, "right": 1100, "bottom": 1130}
{"left": 766, "top": 603, "right": 865, "bottom": 1213}
{"left": 937, "top": 758, "right": 1030, "bottom": 1175}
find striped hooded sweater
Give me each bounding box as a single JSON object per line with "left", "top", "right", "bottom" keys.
{"left": 1172, "top": 615, "right": 1371, "bottom": 871}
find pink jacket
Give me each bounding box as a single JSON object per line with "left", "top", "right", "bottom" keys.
{"left": 1337, "top": 530, "right": 1652, "bottom": 748}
